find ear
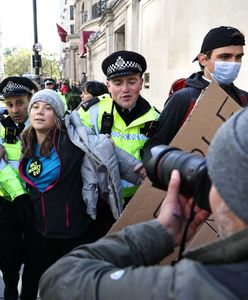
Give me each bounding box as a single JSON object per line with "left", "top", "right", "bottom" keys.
{"left": 106, "top": 80, "right": 111, "bottom": 89}
{"left": 198, "top": 54, "right": 208, "bottom": 67}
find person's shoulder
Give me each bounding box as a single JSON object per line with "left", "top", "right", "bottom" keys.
{"left": 232, "top": 85, "right": 248, "bottom": 106}
{"left": 78, "top": 97, "right": 101, "bottom": 112}
{"left": 98, "top": 93, "right": 113, "bottom": 103}
{"left": 79, "top": 94, "right": 112, "bottom": 112}
{"left": 0, "top": 115, "right": 13, "bottom": 127}
{"left": 165, "top": 87, "right": 195, "bottom": 107}
{"left": 234, "top": 85, "right": 248, "bottom": 96}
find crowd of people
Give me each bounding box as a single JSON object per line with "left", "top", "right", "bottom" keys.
{"left": 0, "top": 25, "right": 247, "bottom": 300}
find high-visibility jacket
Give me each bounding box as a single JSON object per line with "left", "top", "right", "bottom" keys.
{"left": 57, "top": 91, "right": 68, "bottom": 111}
{"left": 78, "top": 94, "right": 159, "bottom": 199}
{"left": 0, "top": 116, "right": 27, "bottom": 201}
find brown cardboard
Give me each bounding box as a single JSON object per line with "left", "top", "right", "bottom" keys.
{"left": 108, "top": 82, "right": 240, "bottom": 260}
{"left": 170, "top": 81, "right": 240, "bottom": 154}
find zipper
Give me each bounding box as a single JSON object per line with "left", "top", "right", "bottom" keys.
{"left": 66, "top": 202, "right": 69, "bottom": 229}
{"left": 41, "top": 194, "right": 47, "bottom": 235}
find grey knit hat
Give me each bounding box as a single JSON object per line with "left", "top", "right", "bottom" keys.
{"left": 28, "top": 89, "right": 65, "bottom": 119}
{"left": 207, "top": 107, "right": 248, "bottom": 224}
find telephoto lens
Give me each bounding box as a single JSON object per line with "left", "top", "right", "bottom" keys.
{"left": 142, "top": 145, "right": 211, "bottom": 211}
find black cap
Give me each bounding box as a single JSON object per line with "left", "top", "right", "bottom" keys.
{"left": 193, "top": 26, "right": 245, "bottom": 62}
{"left": 102, "top": 50, "right": 147, "bottom": 79}
{"left": 0, "top": 76, "right": 38, "bottom": 99}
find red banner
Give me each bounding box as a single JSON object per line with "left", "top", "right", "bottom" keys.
{"left": 80, "top": 30, "right": 95, "bottom": 57}
{"left": 56, "top": 23, "right": 67, "bottom": 43}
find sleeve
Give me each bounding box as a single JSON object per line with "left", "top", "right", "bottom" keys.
{"left": 0, "top": 125, "right": 26, "bottom": 200}
{"left": 80, "top": 154, "right": 99, "bottom": 220}
{"left": 39, "top": 220, "right": 176, "bottom": 300}
{"left": 0, "top": 164, "right": 26, "bottom": 201}
{"left": 115, "top": 146, "right": 142, "bottom": 184}
{"left": 143, "top": 92, "right": 192, "bottom": 152}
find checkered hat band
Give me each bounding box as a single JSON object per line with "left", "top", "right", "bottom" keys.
{"left": 3, "top": 81, "right": 31, "bottom": 94}
{"left": 107, "top": 57, "right": 142, "bottom": 76}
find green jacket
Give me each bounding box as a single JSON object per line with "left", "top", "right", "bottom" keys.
{"left": 40, "top": 220, "right": 248, "bottom": 300}
{"left": 0, "top": 116, "right": 27, "bottom": 201}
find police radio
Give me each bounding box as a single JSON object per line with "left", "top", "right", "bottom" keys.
{"left": 4, "top": 127, "right": 18, "bottom": 144}
{"left": 100, "top": 112, "right": 113, "bottom": 134}
{"left": 100, "top": 102, "right": 114, "bottom": 135}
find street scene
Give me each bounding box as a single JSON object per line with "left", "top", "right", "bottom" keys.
{"left": 0, "top": 0, "right": 248, "bottom": 299}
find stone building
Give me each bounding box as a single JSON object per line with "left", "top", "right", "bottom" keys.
{"left": 59, "top": 0, "right": 248, "bottom": 110}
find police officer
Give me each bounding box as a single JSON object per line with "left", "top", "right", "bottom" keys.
{"left": 44, "top": 78, "right": 57, "bottom": 90}
{"left": 0, "top": 76, "right": 37, "bottom": 300}
{"left": 78, "top": 50, "right": 159, "bottom": 207}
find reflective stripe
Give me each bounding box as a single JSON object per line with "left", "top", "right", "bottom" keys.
{"left": 111, "top": 131, "right": 148, "bottom": 141}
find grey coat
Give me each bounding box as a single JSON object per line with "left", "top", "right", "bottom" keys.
{"left": 39, "top": 220, "right": 248, "bottom": 300}
{"left": 65, "top": 111, "right": 142, "bottom": 220}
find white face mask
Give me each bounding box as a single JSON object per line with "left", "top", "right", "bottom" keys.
{"left": 209, "top": 61, "right": 241, "bottom": 85}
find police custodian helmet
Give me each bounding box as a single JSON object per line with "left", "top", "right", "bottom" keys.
{"left": 0, "top": 76, "right": 38, "bottom": 99}
{"left": 102, "top": 50, "right": 147, "bottom": 79}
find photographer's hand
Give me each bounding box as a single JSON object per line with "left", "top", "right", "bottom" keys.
{"left": 157, "top": 170, "right": 209, "bottom": 246}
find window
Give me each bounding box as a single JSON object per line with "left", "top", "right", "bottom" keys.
{"left": 92, "top": 0, "right": 107, "bottom": 19}
{"left": 70, "top": 25, "right": 74, "bottom": 35}
{"left": 115, "top": 26, "right": 125, "bottom": 50}
{"left": 144, "top": 73, "right": 150, "bottom": 89}
{"left": 70, "top": 5, "right": 74, "bottom": 20}
{"left": 81, "top": 2, "right": 87, "bottom": 24}
{"left": 81, "top": 11, "right": 88, "bottom": 23}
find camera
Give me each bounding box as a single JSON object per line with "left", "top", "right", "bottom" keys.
{"left": 142, "top": 145, "right": 211, "bottom": 211}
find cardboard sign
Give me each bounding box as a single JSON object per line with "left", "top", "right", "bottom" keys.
{"left": 170, "top": 81, "right": 240, "bottom": 155}
{"left": 108, "top": 82, "right": 241, "bottom": 261}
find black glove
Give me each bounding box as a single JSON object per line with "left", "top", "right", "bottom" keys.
{"left": 13, "top": 194, "right": 34, "bottom": 229}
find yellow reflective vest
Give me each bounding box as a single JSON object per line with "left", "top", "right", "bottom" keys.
{"left": 78, "top": 94, "right": 159, "bottom": 199}
{"left": 0, "top": 116, "right": 27, "bottom": 201}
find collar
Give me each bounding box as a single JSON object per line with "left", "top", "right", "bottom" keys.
{"left": 115, "top": 95, "right": 151, "bottom": 126}
{"left": 202, "top": 75, "right": 212, "bottom": 83}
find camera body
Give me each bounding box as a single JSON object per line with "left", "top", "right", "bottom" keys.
{"left": 142, "top": 145, "right": 211, "bottom": 211}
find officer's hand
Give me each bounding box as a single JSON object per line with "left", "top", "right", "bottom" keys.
{"left": 157, "top": 170, "right": 209, "bottom": 246}
{"left": 105, "top": 134, "right": 115, "bottom": 146}
{"left": 13, "top": 194, "right": 34, "bottom": 229}
{"left": 0, "top": 144, "right": 7, "bottom": 161}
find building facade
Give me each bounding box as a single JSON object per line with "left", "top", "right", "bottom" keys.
{"left": 60, "top": 0, "right": 248, "bottom": 110}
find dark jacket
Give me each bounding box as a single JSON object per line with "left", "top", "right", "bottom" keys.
{"left": 144, "top": 72, "right": 248, "bottom": 151}
{"left": 39, "top": 220, "right": 248, "bottom": 300}
{"left": 19, "top": 128, "right": 92, "bottom": 239}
